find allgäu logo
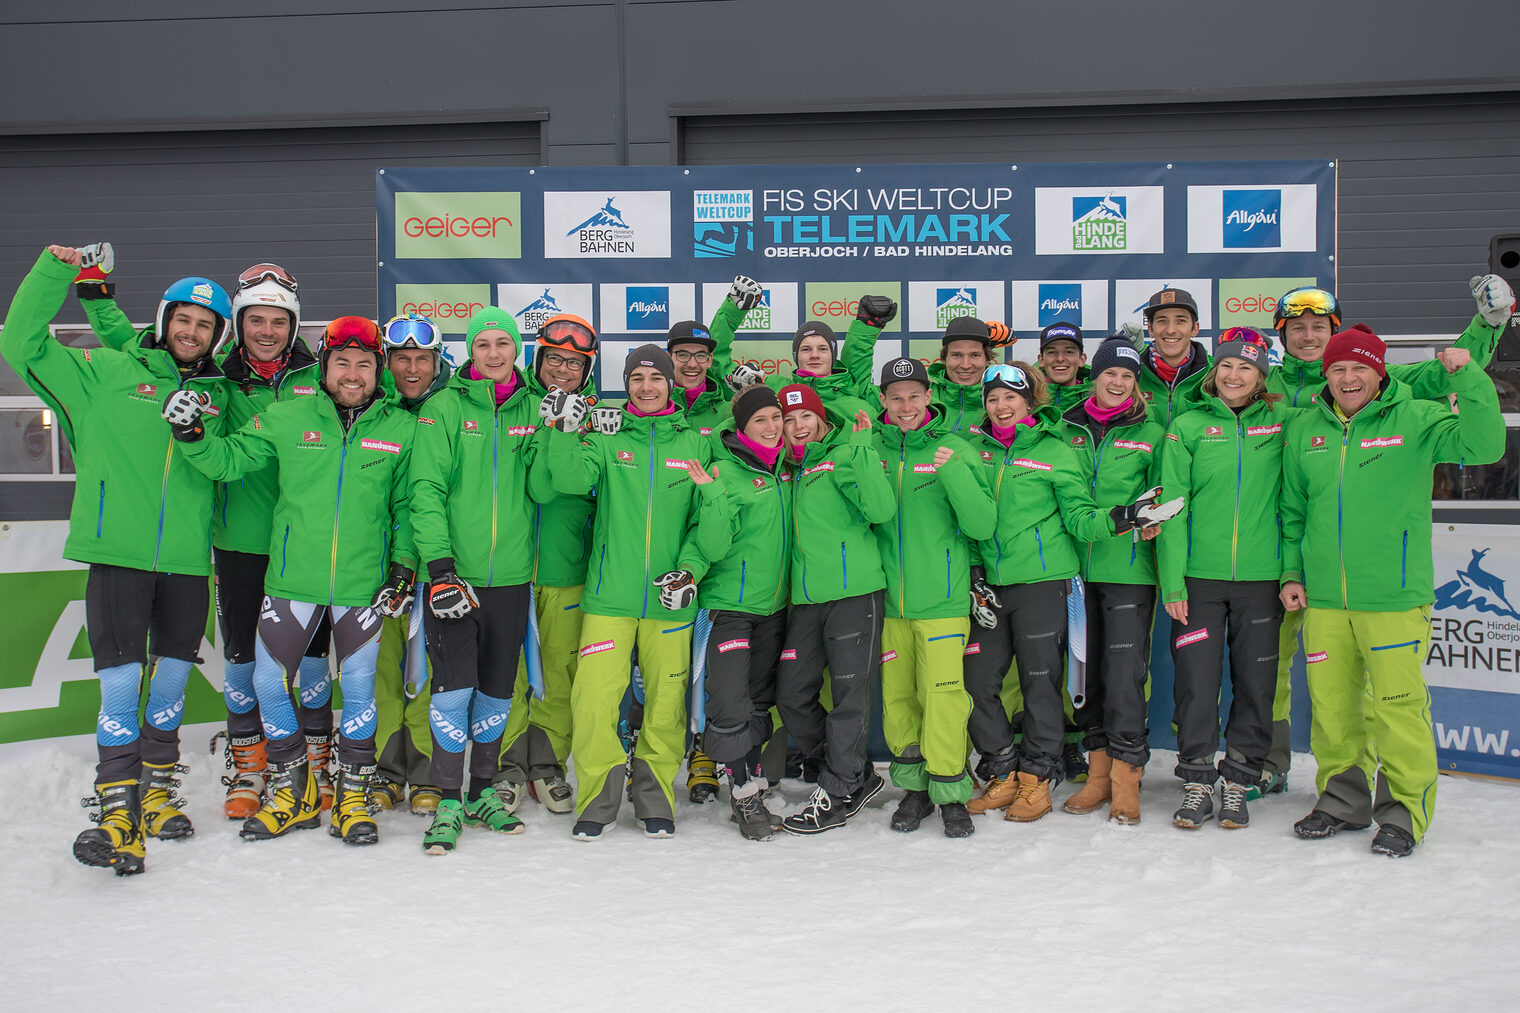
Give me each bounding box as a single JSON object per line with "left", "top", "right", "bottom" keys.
{"left": 1038, "top": 283, "right": 1082, "bottom": 327}
{"left": 626, "top": 286, "right": 670, "bottom": 331}
{"left": 1435, "top": 548, "right": 1520, "bottom": 621}
{"left": 1222, "top": 189, "right": 1283, "bottom": 249}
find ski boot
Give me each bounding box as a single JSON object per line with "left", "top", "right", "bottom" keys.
{"left": 530, "top": 776, "right": 575, "bottom": 814}
{"left": 368, "top": 773, "right": 406, "bottom": 811}
{"left": 221, "top": 734, "right": 267, "bottom": 821}
{"left": 423, "top": 799, "right": 464, "bottom": 854}
{"left": 329, "top": 762, "right": 379, "bottom": 845}
{"left": 141, "top": 761, "right": 195, "bottom": 839}
{"left": 1246, "top": 769, "right": 1288, "bottom": 801}
{"left": 687, "top": 748, "right": 720, "bottom": 804}
{"left": 890, "top": 790, "right": 935, "bottom": 833}
{"left": 74, "top": 780, "right": 146, "bottom": 876}
{"left": 409, "top": 785, "right": 442, "bottom": 816}
{"left": 306, "top": 734, "right": 335, "bottom": 811}
{"left": 241, "top": 758, "right": 322, "bottom": 840}
{"left": 463, "top": 786, "right": 525, "bottom": 835}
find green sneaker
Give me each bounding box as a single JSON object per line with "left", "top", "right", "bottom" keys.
{"left": 463, "top": 787, "right": 525, "bottom": 835}
{"left": 423, "top": 799, "right": 464, "bottom": 855}
{"left": 1245, "top": 771, "right": 1287, "bottom": 802}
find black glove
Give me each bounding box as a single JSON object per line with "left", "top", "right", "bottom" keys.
{"left": 370, "top": 563, "right": 416, "bottom": 619}
{"left": 653, "top": 570, "right": 697, "bottom": 610}
{"left": 161, "top": 389, "right": 209, "bottom": 443}
{"left": 856, "top": 295, "right": 898, "bottom": 328}
{"left": 1110, "top": 485, "right": 1186, "bottom": 535}
{"left": 426, "top": 558, "right": 479, "bottom": 619}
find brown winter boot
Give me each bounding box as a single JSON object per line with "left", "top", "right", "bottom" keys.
{"left": 1003, "top": 771, "right": 1052, "bottom": 823}
{"left": 966, "top": 771, "right": 1020, "bottom": 814}
{"left": 1109, "top": 759, "right": 1142, "bottom": 825}
{"left": 1063, "top": 748, "right": 1111, "bottom": 814}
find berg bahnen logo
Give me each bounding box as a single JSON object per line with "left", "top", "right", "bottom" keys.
{"left": 1072, "top": 194, "right": 1127, "bottom": 251}
{"left": 514, "top": 289, "right": 563, "bottom": 334}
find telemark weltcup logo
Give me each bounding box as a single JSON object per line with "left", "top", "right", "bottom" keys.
{"left": 785, "top": 390, "right": 803, "bottom": 406}
{"left": 892, "top": 360, "right": 915, "bottom": 378}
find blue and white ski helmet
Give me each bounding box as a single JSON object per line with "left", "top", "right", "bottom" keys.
{"left": 156, "top": 277, "right": 232, "bottom": 352}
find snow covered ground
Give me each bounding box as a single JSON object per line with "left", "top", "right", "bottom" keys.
{"left": 3, "top": 726, "right": 1516, "bottom": 1012}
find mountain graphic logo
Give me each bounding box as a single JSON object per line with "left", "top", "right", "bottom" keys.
{"left": 515, "top": 288, "right": 564, "bottom": 333}
{"left": 935, "top": 287, "right": 979, "bottom": 328}
{"left": 741, "top": 289, "right": 772, "bottom": 330}
{"left": 1073, "top": 193, "right": 1127, "bottom": 251}
{"left": 567, "top": 198, "right": 631, "bottom": 235}
{"left": 1434, "top": 548, "right": 1520, "bottom": 621}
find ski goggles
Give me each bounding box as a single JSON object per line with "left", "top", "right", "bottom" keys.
{"left": 537, "top": 314, "right": 597, "bottom": 355}
{"left": 1274, "top": 287, "right": 1341, "bottom": 328}
{"left": 237, "top": 263, "right": 299, "bottom": 294}
{"left": 321, "top": 316, "right": 383, "bottom": 352}
{"left": 383, "top": 314, "right": 443, "bottom": 351}
{"left": 982, "top": 363, "right": 1031, "bottom": 393}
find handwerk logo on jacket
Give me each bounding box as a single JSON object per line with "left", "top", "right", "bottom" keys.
{"left": 1, "top": 251, "right": 231, "bottom": 576}
{"left": 179, "top": 389, "right": 417, "bottom": 607}
{"left": 1281, "top": 364, "right": 1505, "bottom": 612}
{"left": 410, "top": 362, "right": 541, "bottom": 589}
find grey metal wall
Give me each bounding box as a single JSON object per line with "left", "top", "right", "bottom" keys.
{"left": 680, "top": 92, "right": 1520, "bottom": 336}
{"left": 0, "top": 121, "right": 542, "bottom": 333}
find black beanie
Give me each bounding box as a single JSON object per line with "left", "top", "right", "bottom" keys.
{"left": 792, "top": 320, "right": 837, "bottom": 364}
{"left": 1089, "top": 337, "right": 1143, "bottom": 380}
{"left": 624, "top": 343, "right": 676, "bottom": 388}
{"left": 731, "top": 383, "right": 781, "bottom": 433}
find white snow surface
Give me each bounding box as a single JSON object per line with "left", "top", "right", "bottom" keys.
{"left": 3, "top": 726, "right": 1516, "bottom": 1012}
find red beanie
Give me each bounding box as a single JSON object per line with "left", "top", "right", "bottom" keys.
{"left": 1322, "top": 323, "right": 1387, "bottom": 378}
{"left": 778, "top": 383, "right": 826, "bottom": 419}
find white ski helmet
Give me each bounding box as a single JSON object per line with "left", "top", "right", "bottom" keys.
{"left": 229, "top": 264, "right": 301, "bottom": 354}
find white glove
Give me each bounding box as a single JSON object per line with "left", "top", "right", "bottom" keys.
{"left": 729, "top": 275, "right": 763, "bottom": 312}
{"left": 162, "top": 389, "right": 208, "bottom": 427}
{"left": 725, "top": 361, "right": 765, "bottom": 393}
{"left": 1111, "top": 485, "right": 1185, "bottom": 534}
{"left": 78, "top": 242, "right": 114, "bottom": 273}
{"left": 653, "top": 570, "right": 697, "bottom": 610}
{"left": 970, "top": 573, "right": 1002, "bottom": 629}
{"left": 589, "top": 405, "right": 623, "bottom": 435}
{"left": 538, "top": 388, "right": 590, "bottom": 430}
{"left": 1470, "top": 274, "right": 1515, "bottom": 328}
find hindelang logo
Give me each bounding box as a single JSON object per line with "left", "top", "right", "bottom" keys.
{"left": 1038, "top": 283, "right": 1082, "bottom": 327}
{"left": 935, "top": 287, "right": 979, "bottom": 328}
{"left": 1222, "top": 189, "right": 1282, "bottom": 248}
{"left": 742, "top": 289, "right": 773, "bottom": 330}
{"left": 1072, "top": 194, "right": 1126, "bottom": 251}
{"left": 395, "top": 192, "right": 521, "bottom": 260}
{"left": 515, "top": 289, "right": 563, "bottom": 334}
{"left": 626, "top": 286, "right": 670, "bottom": 330}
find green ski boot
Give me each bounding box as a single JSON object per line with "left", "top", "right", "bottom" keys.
{"left": 463, "top": 786, "right": 525, "bottom": 835}
{"left": 423, "top": 799, "right": 465, "bottom": 855}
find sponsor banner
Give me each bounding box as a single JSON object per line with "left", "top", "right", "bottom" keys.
{"left": 394, "top": 191, "right": 521, "bottom": 259}
{"left": 1034, "top": 187, "right": 1165, "bottom": 256}
{"left": 544, "top": 191, "right": 672, "bottom": 259}
{"left": 378, "top": 162, "right": 1333, "bottom": 391}
{"left": 497, "top": 283, "right": 596, "bottom": 337}
{"left": 1009, "top": 279, "right": 1110, "bottom": 332}
{"left": 1187, "top": 185, "right": 1318, "bottom": 253}
{"left": 1217, "top": 276, "right": 1316, "bottom": 332}
{"left": 598, "top": 284, "right": 696, "bottom": 334}
{"left": 803, "top": 282, "right": 904, "bottom": 334}
{"left": 905, "top": 281, "right": 1007, "bottom": 332}
{"left": 1424, "top": 524, "right": 1520, "bottom": 779}
{"left": 699, "top": 281, "right": 800, "bottom": 333}
{"left": 1114, "top": 279, "right": 1215, "bottom": 331}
